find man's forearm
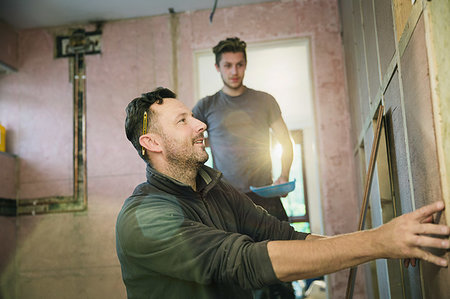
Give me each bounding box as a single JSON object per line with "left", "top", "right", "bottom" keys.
{"left": 271, "top": 117, "right": 293, "bottom": 182}
{"left": 267, "top": 230, "right": 378, "bottom": 281}
{"left": 280, "top": 144, "right": 293, "bottom": 180}
{"left": 267, "top": 201, "right": 450, "bottom": 281}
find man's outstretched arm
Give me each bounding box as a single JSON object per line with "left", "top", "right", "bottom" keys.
{"left": 267, "top": 201, "right": 450, "bottom": 282}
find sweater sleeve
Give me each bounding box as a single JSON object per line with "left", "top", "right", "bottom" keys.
{"left": 116, "top": 193, "right": 281, "bottom": 290}
{"left": 216, "top": 179, "right": 309, "bottom": 242}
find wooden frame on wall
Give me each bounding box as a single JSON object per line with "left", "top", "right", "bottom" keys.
{"left": 346, "top": 105, "right": 384, "bottom": 299}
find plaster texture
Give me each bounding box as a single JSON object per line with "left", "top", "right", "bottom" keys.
{"left": 13, "top": 28, "right": 73, "bottom": 199}
{"left": 401, "top": 17, "right": 442, "bottom": 209}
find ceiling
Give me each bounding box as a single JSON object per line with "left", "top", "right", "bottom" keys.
{"left": 0, "top": 0, "right": 275, "bottom": 30}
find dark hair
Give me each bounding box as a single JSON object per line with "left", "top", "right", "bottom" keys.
{"left": 212, "top": 37, "right": 247, "bottom": 66}
{"left": 125, "top": 87, "right": 176, "bottom": 162}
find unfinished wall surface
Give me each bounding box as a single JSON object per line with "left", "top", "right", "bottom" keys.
{"left": 340, "top": 0, "right": 450, "bottom": 298}
{"left": 401, "top": 17, "right": 442, "bottom": 209}
{"left": 0, "top": 1, "right": 358, "bottom": 298}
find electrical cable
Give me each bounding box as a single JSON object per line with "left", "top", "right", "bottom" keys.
{"left": 209, "top": 0, "right": 218, "bottom": 23}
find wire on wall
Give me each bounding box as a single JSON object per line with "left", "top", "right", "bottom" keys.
{"left": 210, "top": 0, "right": 218, "bottom": 23}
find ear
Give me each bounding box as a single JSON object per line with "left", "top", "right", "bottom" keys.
{"left": 215, "top": 63, "right": 220, "bottom": 72}
{"left": 139, "top": 133, "right": 163, "bottom": 154}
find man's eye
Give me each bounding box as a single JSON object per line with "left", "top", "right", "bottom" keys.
{"left": 178, "top": 118, "right": 186, "bottom": 123}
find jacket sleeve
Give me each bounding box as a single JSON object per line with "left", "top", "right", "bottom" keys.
{"left": 215, "top": 180, "right": 309, "bottom": 242}
{"left": 116, "top": 194, "right": 281, "bottom": 290}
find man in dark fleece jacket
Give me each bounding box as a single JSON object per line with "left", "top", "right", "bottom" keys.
{"left": 116, "top": 87, "right": 450, "bottom": 299}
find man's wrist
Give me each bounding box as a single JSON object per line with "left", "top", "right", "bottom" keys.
{"left": 364, "top": 228, "right": 384, "bottom": 259}
{"left": 280, "top": 174, "right": 289, "bottom": 181}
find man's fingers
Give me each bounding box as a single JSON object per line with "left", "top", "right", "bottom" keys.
{"left": 403, "top": 258, "right": 417, "bottom": 268}
{"left": 394, "top": 202, "right": 448, "bottom": 268}
{"left": 421, "top": 215, "right": 434, "bottom": 224}
{"left": 411, "top": 235, "right": 450, "bottom": 249}
{"left": 412, "top": 201, "right": 445, "bottom": 221}
{"left": 414, "top": 223, "right": 450, "bottom": 236}
{"left": 415, "top": 249, "right": 448, "bottom": 267}
{"left": 403, "top": 258, "right": 410, "bottom": 268}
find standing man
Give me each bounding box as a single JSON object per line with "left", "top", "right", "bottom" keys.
{"left": 192, "top": 37, "right": 293, "bottom": 223}
{"left": 192, "top": 37, "right": 296, "bottom": 298}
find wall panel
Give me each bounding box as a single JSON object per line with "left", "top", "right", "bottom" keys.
{"left": 401, "top": 16, "right": 441, "bottom": 208}
{"left": 400, "top": 13, "right": 449, "bottom": 299}
{"left": 352, "top": 0, "right": 371, "bottom": 124}
{"left": 374, "top": 0, "right": 396, "bottom": 80}
{"left": 384, "top": 71, "right": 422, "bottom": 299}
{"left": 340, "top": 0, "right": 363, "bottom": 146}
{"left": 361, "top": 0, "right": 381, "bottom": 104}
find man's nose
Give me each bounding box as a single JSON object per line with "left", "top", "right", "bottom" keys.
{"left": 194, "top": 119, "right": 207, "bottom": 132}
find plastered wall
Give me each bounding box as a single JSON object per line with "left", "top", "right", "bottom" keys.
{"left": 0, "top": 1, "right": 359, "bottom": 298}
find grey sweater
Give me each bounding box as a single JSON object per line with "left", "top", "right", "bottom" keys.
{"left": 116, "top": 164, "right": 308, "bottom": 298}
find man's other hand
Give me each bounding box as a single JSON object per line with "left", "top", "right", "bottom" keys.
{"left": 274, "top": 175, "right": 289, "bottom": 197}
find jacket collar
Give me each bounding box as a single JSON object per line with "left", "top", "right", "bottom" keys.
{"left": 145, "top": 163, "right": 222, "bottom": 196}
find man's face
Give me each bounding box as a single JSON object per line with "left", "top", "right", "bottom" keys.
{"left": 151, "top": 98, "right": 208, "bottom": 166}
{"left": 216, "top": 51, "right": 247, "bottom": 90}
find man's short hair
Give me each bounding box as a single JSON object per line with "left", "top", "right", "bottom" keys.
{"left": 125, "top": 87, "right": 176, "bottom": 162}
{"left": 212, "top": 37, "right": 247, "bottom": 66}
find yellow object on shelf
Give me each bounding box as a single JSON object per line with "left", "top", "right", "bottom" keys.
{"left": 0, "top": 124, "right": 5, "bottom": 152}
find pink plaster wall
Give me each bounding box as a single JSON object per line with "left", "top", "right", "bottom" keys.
{"left": 0, "top": 1, "right": 359, "bottom": 298}
{"left": 17, "top": 29, "right": 73, "bottom": 199}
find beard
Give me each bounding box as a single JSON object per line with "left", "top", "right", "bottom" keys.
{"left": 162, "top": 133, "right": 209, "bottom": 170}
{"left": 221, "top": 74, "right": 243, "bottom": 90}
